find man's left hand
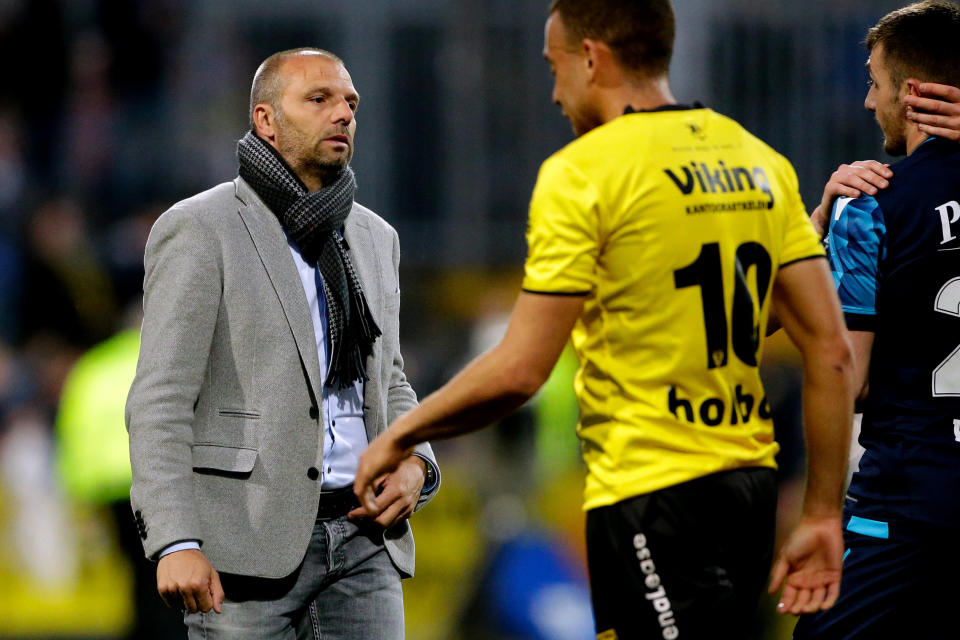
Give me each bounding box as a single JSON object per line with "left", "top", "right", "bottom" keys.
{"left": 350, "top": 444, "right": 421, "bottom": 528}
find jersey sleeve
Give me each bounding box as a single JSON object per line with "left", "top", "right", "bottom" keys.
{"left": 779, "top": 162, "right": 826, "bottom": 267}
{"left": 826, "top": 195, "right": 887, "bottom": 331}
{"left": 522, "top": 155, "right": 601, "bottom": 295}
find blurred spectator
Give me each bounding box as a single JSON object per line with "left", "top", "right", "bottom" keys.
{"left": 103, "top": 203, "right": 164, "bottom": 305}
{"left": 0, "top": 110, "right": 27, "bottom": 231}
{"left": 55, "top": 318, "right": 185, "bottom": 639}
{"left": 62, "top": 29, "right": 118, "bottom": 213}
{"left": 0, "top": 0, "right": 69, "bottom": 189}
{"left": 0, "top": 110, "right": 27, "bottom": 343}
{"left": 18, "top": 197, "right": 118, "bottom": 350}
{"left": 0, "top": 403, "right": 76, "bottom": 587}
{"left": 0, "top": 341, "right": 75, "bottom": 589}
{"left": 531, "top": 345, "right": 581, "bottom": 485}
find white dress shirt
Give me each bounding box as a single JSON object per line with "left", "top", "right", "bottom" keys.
{"left": 287, "top": 236, "right": 368, "bottom": 490}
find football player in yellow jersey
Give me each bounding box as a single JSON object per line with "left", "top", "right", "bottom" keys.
{"left": 355, "top": 1, "right": 855, "bottom": 636}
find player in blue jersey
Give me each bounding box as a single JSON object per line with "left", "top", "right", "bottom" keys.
{"left": 793, "top": 2, "right": 960, "bottom": 638}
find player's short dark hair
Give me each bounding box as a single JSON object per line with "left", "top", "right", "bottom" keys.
{"left": 249, "top": 47, "right": 343, "bottom": 130}
{"left": 548, "top": 0, "right": 675, "bottom": 79}
{"left": 866, "top": 1, "right": 960, "bottom": 90}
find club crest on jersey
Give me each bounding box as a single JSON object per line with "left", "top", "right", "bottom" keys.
{"left": 663, "top": 161, "right": 775, "bottom": 209}
{"left": 711, "top": 349, "right": 726, "bottom": 368}
{"left": 687, "top": 123, "right": 707, "bottom": 141}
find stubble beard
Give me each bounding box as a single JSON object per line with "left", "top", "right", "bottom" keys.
{"left": 275, "top": 112, "right": 353, "bottom": 188}
{"left": 567, "top": 100, "right": 603, "bottom": 138}
{"left": 879, "top": 101, "right": 907, "bottom": 157}
{"left": 882, "top": 124, "right": 907, "bottom": 156}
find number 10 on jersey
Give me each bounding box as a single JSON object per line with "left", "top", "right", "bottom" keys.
{"left": 675, "top": 242, "right": 773, "bottom": 369}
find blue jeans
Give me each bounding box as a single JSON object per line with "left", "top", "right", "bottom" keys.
{"left": 184, "top": 517, "right": 404, "bottom": 639}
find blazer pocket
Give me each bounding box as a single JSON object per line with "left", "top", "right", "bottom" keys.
{"left": 217, "top": 408, "right": 261, "bottom": 419}
{"left": 192, "top": 443, "right": 258, "bottom": 476}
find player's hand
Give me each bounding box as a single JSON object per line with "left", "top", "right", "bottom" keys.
{"left": 769, "top": 515, "right": 844, "bottom": 615}
{"left": 904, "top": 82, "right": 960, "bottom": 142}
{"left": 351, "top": 435, "right": 417, "bottom": 527}
{"left": 157, "top": 548, "right": 224, "bottom": 614}
{"left": 811, "top": 161, "right": 892, "bottom": 237}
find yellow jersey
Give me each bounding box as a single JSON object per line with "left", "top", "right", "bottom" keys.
{"left": 522, "top": 106, "right": 824, "bottom": 510}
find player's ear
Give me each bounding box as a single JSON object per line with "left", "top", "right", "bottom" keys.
{"left": 582, "top": 39, "right": 597, "bottom": 76}
{"left": 905, "top": 78, "right": 922, "bottom": 98}
{"left": 582, "top": 38, "right": 612, "bottom": 83}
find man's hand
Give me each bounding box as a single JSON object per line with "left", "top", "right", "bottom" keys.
{"left": 904, "top": 82, "right": 960, "bottom": 142}
{"left": 811, "top": 161, "right": 892, "bottom": 237}
{"left": 157, "top": 548, "right": 225, "bottom": 614}
{"left": 350, "top": 447, "right": 421, "bottom": 528}
{"left": 768, "top": 515, "right": 844, "bottom": 615}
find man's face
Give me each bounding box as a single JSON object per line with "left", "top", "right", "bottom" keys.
{"left": 273, "top": 53, "right": 359, "bottom": 185}
{"left": 543, "top": 12, "right": 600, "bottom": 137}
{"left": 865, "top": 44, "right": 907, "bottom": 156}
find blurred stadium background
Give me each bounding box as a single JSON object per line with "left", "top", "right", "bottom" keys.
{"left": 0, "top": 0, "right": 899, "bottom": 637}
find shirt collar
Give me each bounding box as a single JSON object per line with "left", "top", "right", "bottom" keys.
{"left": 623, "top": 101, "right": 704, "bottom": 115}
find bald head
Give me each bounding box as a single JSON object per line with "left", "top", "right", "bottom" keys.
{"left": 248, "top": 48, "right": 344, "bottom": 130}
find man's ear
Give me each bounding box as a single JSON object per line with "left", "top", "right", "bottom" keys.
{"left": 252, "top": 104, "right": 277, "bottom": 141}
{"left": 582, "top": 38, "right": 600, "bottom": 79}
{"left": 905, "top": 78, "right": 922, "bottom": 98}
{"left": 582, "top": 38, "right": 613, "bottom": 83}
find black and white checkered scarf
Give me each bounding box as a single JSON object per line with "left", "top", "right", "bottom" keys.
{"left": 237, "top": 130, "right": 380, "bottom": 389}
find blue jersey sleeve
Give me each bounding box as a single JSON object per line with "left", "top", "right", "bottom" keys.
{"left": 827, "top": 195, "right": 887, "bottom": 331}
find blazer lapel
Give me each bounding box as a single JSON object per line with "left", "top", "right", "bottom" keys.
{"left": 234, "top": 178, "right": 325, "bottom": 403}
{"left": 343, "top": 207, "right": 383, "bottom": 442}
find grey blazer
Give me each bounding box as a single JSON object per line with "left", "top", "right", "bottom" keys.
{"left": 126, "top": 177, "right": 438, "bottom": 579}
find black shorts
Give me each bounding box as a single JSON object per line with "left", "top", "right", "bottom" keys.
{"left": 792, "top": 505, "right": 960, "bottom": 639}
{"left": 586, "top": 467, "right": 776, "bottom": 640}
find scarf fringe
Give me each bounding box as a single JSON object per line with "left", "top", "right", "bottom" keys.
{"left": 327, "top": 286, "right": 382, "bottom": 389}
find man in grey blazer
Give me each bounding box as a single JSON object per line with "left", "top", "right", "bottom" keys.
{"left": 126, "top": 47, "right": 439, "bottom": 640}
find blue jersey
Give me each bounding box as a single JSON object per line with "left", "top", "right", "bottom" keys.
{"left": 828, "top": 136, "right": 960, "bottom": 528}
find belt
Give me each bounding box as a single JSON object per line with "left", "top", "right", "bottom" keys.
{"left": 316, "top": 486, "right": 360, "bottom": 521}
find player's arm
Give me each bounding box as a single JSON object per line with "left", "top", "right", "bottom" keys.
{"left": 352, "top": 291, "right": 584, "bottom": 513}
{"left": 849, "top": 330, "right": 874, "bottom": 410}
{"left": 904, "top": 82, "right": 960, "bottom": 142}
{"left": 809, "top": 161, "right": 892, "bottom": 239}
{"left": 767, "top": 256, "right": 854, "bottom": 615}
{"left": 767, "top": 163, "right": 892, "bottom": 338}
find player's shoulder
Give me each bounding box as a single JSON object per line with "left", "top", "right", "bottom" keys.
{"left": 714, "top": 111, "right": 797, "bottom": 175}
{"left": 833, "top": 193, "right": 882, "bottom": 219}
{"left": 538, "top": 109, "right": 699, "bottom": 192}
{"left": 875, "top": 137, "right": 960, "bottom": 205}
{"left": 830, "top": 194, "right": 885, "bottom": 245}
{"left": 547, "top": 108, "right": 685, "bottom": 168}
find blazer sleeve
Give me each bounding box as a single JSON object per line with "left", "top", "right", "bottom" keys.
{"left": 385, "top": 227, "right": 440, "bottom": 511}
{"left": 126, "top": 205, "right": 223, "bottom": 559}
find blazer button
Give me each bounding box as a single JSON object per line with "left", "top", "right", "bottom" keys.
{"left": 309, "top": 406, "right": 319, "bottom": 420}
{"left": 307, "top": 467, "right": 320, "bottom": 480}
